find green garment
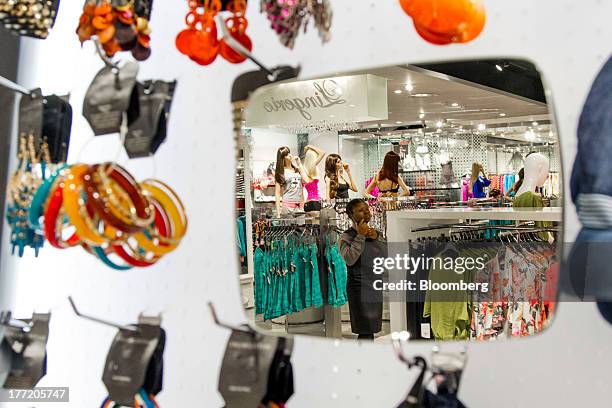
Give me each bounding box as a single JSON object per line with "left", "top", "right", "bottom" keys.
{"left": 423, "top": 248, "right": 479, "bottom": 341}
{"left": 513, "top": 191, "right": 553, "bottom": 240}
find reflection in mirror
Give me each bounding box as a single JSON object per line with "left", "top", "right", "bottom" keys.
{"left": 235, "top": 60, "right": 563, "bottom": 343}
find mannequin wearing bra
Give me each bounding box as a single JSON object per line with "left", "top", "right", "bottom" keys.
{"left": 302, "top": 145, "right": 326, "bottom": 212}
{"left": 365, "top": 151, "right": 410, "bottom": 199}
{"left": 275, "top": 146, "right": 309, "bottom": 217}
{"left": 325, "top": 153, "right": 358, "bottom": 200}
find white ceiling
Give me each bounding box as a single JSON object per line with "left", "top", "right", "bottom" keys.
{"left": 344, "top": 65, "right": 556, "bottom": 144}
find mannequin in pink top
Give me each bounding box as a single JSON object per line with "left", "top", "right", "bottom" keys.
{"left": 302, "top": 145, "right": 326, "bottom": 212}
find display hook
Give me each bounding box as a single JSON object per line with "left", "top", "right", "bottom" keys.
{"left": 214, "top": 14, "right": 278, "bottom": 80}
{"left": 68, "top": 296, "right": 139, "bottom": 332}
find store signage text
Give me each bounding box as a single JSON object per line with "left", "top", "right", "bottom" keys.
{"left": 246, "top": 74, "right": 388, "bottom": 127}
{"left": 261, "top": 80, "right": 346, "bottom": 120}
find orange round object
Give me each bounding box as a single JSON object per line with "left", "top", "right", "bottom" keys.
{"left": 94, "top": 2, "right": 112, "bottom": 16}
{"left": 410, "top": 0, "right": 480, "bottom": 36}
{"left": 399, "top": 0, "right": 425, "bottom": 17}
{"left": 97, "top": 24, "right": 116, "bottom": 44}
{"left": 92, "top": 15, "right": 109, "bottom": 30}
{"left": 456, "top": 0, "right": 486, "bottom": 43}
{"left": 176, "top": 28, "right": 196, "bottom": 56}
{"left": 220, "top": 32, "right": 251, "bottom": 63}
{"left": 103, "top": 38, "right": 121, "bottom": 56}
{"left": 190, "top": 30, "right": 219, "bottom": 65}
{"left": 413, "top": 21, "right": 454, "bottom": 45}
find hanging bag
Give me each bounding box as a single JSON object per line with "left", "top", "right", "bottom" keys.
{"left": 83, "top": 61, "right": 140, "bottom": 135}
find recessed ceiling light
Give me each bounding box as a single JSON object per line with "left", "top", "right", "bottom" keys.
{"left": 451, "top": 102, "right": 459, "bottom": 107}
{"left": 411, "top": 93, "right": 437, "bottom": 98}
{"left": 499, "top": 113, "right": 506, "bottom": 117}
{"left": 495, "top": 64, "right": 503, "bottom": 72}
{"left": 477, "top": 124, "right": 486, "bottom": 131}
{"left": 395, "top": 121, "right": 402, "bottom": 124}
{"left": 394, "top": 90, "right": 402, "bottom": 94}
{"left": 329, "top": 115, "right": 335, "bottom": 118}
{"left": 436, "top": 121, "right": 444, "bottom": 128}
{"left": 405, "top": 81, "right": 414, "bottom": 92}
{"left": 532, "top": 121, "right": 539, "bottom": 126}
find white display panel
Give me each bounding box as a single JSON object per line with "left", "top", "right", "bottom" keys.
{"left": 0, "top": 1, "right": 611, "bottom": 407}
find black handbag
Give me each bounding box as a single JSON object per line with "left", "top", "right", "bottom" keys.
{"left": 83, "top": 61, "right": 140, "bottom": 136}
{"left": 0, "top": 0, "right": 60, "bottom": 39}
{"left": 42, "top": 94, "right": 72, "bottom": 163}
{"left": 124, "top": 80, "right": 176, "bottom": 158}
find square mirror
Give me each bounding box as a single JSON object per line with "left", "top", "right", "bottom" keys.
{"left": 234, "top": 59, "right": 563, "bottom": 343}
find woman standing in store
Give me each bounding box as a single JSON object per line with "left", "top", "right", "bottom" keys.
{"left": 275, "top": 146, "right": 309, "bottom": 217}
{"left": 339, "top": 199, "right": 386, "bottom": 340}
{"left": 364, "top": 151, "right": 411, "bottom": 198}
{"left": 325, "top": 153, "right": 358, "bottom": 200}
{"left": 470, "top": 162, "right": 491, "bottom": 199}
{"left": 505, "top": 168, "right": 525, "bottom": 199}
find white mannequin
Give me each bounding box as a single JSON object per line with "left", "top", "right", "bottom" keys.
{"left": 515, "top": 153, "right": 550, "bottom": 197}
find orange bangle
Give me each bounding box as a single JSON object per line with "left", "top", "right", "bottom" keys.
{"left": 43, "top": 178, "right": 80, "bottom": 249}
{"left": 62, "top": 164, "right": 109, "bottom": 246}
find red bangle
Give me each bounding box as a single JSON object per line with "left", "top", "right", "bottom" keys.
{"left": 83, "top": 164, "right": 152, "bottom": 233}
{"left": 44, "top": 181, "right": 79, "bottom": 249}
{"left": 110, "top": 198, "right": 171, "bottom": 267}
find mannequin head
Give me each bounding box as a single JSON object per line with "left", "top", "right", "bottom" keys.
{"left": 325, "top": 154, "right": 342, "bottom": 198}
{"left": 379, "top": 151, "right": 400, "bottom": 183}
{"left": 275, "top": 146, "right": 293, "bottom": 184}
{"left": 515, "top": 153, "right": 550, "bottom": 197}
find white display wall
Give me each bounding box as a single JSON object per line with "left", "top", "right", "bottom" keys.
{"left": 1, "top": 0, "right": 611, "bottom": 407}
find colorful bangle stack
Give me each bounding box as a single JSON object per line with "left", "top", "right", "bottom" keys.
{"left": 26, "top": 161, "right": 187, "bottom": 270}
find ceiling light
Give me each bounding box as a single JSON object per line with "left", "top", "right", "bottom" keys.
{"left": 451, "top": 102, "right": 459, "bottom": 107}
{"left": 395, "top": 121, "right": 402, "bottom": 124}
{"left": 411, "top": 93, "right": 437, "bottom": 98}
{"left": 499, "top": 113, "right": 506, "bottom": 117}
{"left": 532, "top": 121, "right": 539, "bottom": 126}
{"left": 405, "top": 81, "right": 414, "bottom": 92}
{"left": 349, "top": 104, "right": 355, "bottom": 108}
{"left": 549, "top": 130, "right": 554, "bottom": 137}
{"left": 477, "top": 123, "right": 486, "bottom": 131}
{"left": 436, "top": 121, "right": 444, "bottom": 128}
{"left": 394, "top": 90, "right": 402, "bottom": 94}
{"left": 495, "top": 64, "right": 503, "bottom": 72}
{"left": 418, "top": 113, "right": 426, "bottom": 119}
{"left": 329, "top": 115, "right": 335, "bottom": 118}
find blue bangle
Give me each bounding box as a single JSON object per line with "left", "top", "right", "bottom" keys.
{"left": 28, "top": 164, "right": 67, "bottom": 233}
{"left": 91, "top": 246, "right": 133, "bottom": 271}
{"left": 138, "top": 389, "right": 154, "bottom": 408}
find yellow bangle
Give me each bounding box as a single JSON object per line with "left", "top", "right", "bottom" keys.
{"left": 133, "top": 179, "right": 187, "bottom": 254}
{"left": 62, "top": 164, "right": 108, "bottom": 246}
